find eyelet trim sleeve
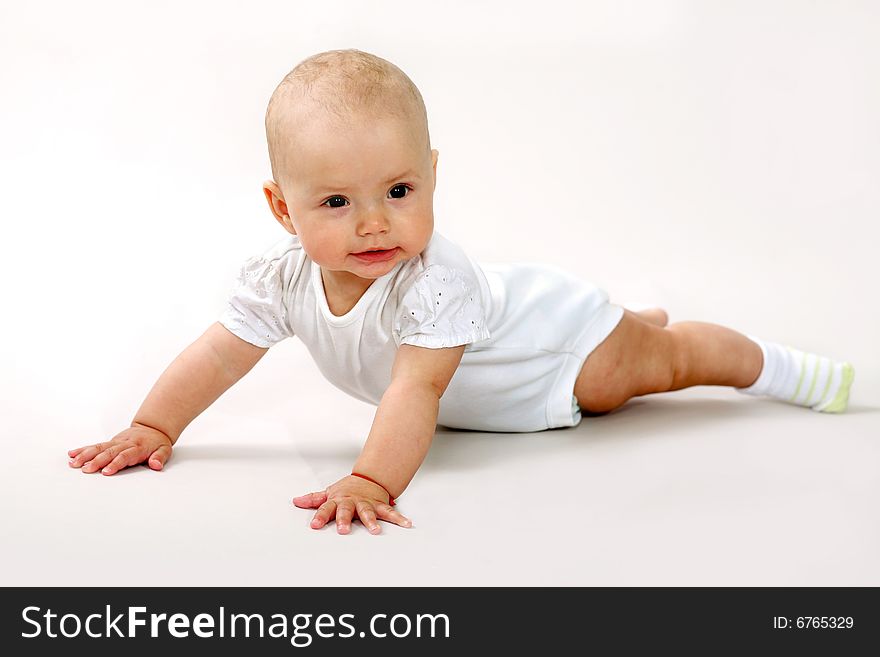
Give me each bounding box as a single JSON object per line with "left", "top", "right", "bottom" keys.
{"left": 218, "top": 255, "right": 294, "bottom": 348}
{"left": 396, "top": 263, "right": 491, "bottom": 349}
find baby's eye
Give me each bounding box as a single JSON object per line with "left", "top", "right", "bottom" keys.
{"left": 322, "top": 196, "right": 348, "bottom": 209}
{"left": 388, "top": 184, "right": 412, "bottom": 199}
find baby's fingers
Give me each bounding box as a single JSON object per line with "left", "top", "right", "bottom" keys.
{"left": 375, "top": 503, "right": 413, "bottom": 529}
{"left": 69, "top": 443, "right": 106, "bottom": 469}
{"left": 309, "top": 500, "right": 337, "bottom": 529}
{"left": 81, "top": 444, "right": 125, "bottom": 474}
{"left": 148, "top": 445, "right": 172, "bottom": 471}
{"left": 356, "top": 501, "right": 381, "bottom": 535}
{"left": 292, "top": 491, "right": 328, "bottom": 509}
{"left": 336, "top": 501, "right": 355, "bottom": 535}
{"left": 100, "top": 447, "right": 144, "bottom": 476}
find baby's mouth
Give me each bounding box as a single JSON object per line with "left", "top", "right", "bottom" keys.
{"left": 352, "top": 247, "right": 399, "bottom": 262}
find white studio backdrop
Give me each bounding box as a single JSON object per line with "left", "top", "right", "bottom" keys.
{"left": 2, "top": 0, "right": 877, "bottom": 428}
{"left": 0, "top": 0, "right": 877, "bottom": 585}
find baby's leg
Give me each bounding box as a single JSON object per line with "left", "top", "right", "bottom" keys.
{"left": 574, "top": 309, "right": 853, "bottom": 414}
{"left": 574, "top": 310, "right": 761, "bottom": 414}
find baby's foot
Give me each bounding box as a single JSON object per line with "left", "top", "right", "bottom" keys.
{"left": 812, "top": 361, "right": 855, "bottom": 413}
{"left": 735, "top": 336, "right": 855, "bottom": 413}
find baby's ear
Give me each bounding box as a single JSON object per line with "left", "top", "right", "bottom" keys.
{"left": 263, "top": 180, "right": 296, "bottom": 235}
{"left": 431, "top": 149, "right": 439, "bottom": 188}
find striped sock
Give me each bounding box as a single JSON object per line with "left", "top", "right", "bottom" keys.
{"left": 735, "top": 335, "right": 855, "bottom": 413}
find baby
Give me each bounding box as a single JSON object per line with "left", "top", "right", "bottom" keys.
{"left": 67, "top": 49, "right": 855, "bottom": 535}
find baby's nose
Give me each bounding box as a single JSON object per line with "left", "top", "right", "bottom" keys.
{"left": 357, "top": 206, "right": 390, "bottom": 233}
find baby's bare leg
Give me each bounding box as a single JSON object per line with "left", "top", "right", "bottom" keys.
{"left": 575, "top": 309, "right": 762, "bottom": 413}
{"left": 665, "top": 320, "right": 762, "bottom": 390}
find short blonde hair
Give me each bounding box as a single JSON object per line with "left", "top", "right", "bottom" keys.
{"left": 265, "top": 49, "right": 431, "bottom": 185}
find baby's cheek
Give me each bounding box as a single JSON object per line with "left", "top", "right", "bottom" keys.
{"left": 300, "top": 234, "right": 337, "bottom": 265}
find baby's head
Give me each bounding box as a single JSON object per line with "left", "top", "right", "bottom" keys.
{"left": 263, "top": 49, "right": 439, "bottom": 281}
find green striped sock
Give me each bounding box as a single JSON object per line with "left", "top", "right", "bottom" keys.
{"left": 735, "top": 335, "right": 855, "bottom": 413}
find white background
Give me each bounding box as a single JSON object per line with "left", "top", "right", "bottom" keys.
{"left": 1, "top": 0, "right": 877, "bottom": 585}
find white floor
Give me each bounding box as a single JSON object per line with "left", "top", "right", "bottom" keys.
{"left": 2, "top": 1, "right": 878, "bottom": 587}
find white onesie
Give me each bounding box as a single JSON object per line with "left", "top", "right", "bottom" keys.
{"left": 218, "top": 230, "right": 624, "bottom": 433}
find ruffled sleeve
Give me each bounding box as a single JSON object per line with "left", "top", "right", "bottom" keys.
{"left": 218, "top": 251, "right": 295, "bottom": 348}
{"left": 395, "top": 263, "right": 491, "bottom": 349}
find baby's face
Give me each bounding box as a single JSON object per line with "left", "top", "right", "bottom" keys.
{"left": 272, "top": 112, "right": 438, "bottom": 284}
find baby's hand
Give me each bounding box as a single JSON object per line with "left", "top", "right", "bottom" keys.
{"left": 292, "top": 475, "right": 412, "bottom": 535}
{"left": 67, "top": 423, "right": 173, "bottom": 475}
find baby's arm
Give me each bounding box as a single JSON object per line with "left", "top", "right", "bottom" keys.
{"left": 68, "top": 322, "right": 268, "bottom": 475}
{"left": 293, "top": 343, "right": 465, "bottom": 534}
